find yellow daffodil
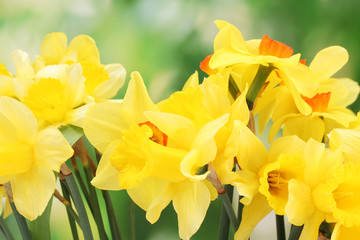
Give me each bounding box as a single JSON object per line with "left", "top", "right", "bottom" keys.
{"left": 37, "top": 32, "right": 126, "bottom": 101}
{"left": 332, "top": 223, "right": 360, "bottom": 240}
{"left": 0, "top": 96, "right": 73, "bottom": 220}
{"left": 268, "top": 46, "right": 359, "bottom": 142}
{"left": 22, "top": 63, "right": 88, "bottom": 128}
{"left": 202, "top": 20, "right": 318, "bottom": 116}
{"left": 234, "top": 135, "right": 305, "bottom": 240}
{"left": 284, "top": 139, "right": 360, "bottom": 240}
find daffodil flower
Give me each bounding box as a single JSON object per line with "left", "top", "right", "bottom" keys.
{"left": 0, "top": 96, "right": 73, "bottom": 220}
{"left": 268, "top": 47, "right": 359, "bottom": 142}
{"left": 37, "top": 32, "right": 126, "bottom": 101}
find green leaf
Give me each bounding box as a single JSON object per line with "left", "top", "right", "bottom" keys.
{"left": 29, "top": 197, "right": 53, "bottom": 240}
{"left": 60, "top": 125, "right": 84, "bottom": 146}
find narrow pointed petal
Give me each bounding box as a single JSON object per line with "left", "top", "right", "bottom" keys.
{"left": 310, "top": 46, "right": 349, "bottom": 80}
{"left": 92, "top": 64, "right": 126, "bottom": 99}
{"left": 234, "top": 194, "right": 272, "bottom": 240}
{"left": 173, "top": 181, "right": 211, "bottom": 240}
{"left": 40, "top": 32, "right": 67, "bottom": 65}
{"left": 91, "top": 141, "right": 121, "bottom": 190}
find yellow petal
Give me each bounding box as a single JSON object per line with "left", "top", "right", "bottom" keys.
{"left": 214, "top": 20, "right": 249, "bottom": 53}
{"left": 91, "top": 64, "right": 126, "bottom": 99}
{"left": 283, "top": 116, "right": 325, "bottom": 142}
{"left": 285, "top": 179, "right": 314, "bottom": 225}
{"left": 91, "top": 141, "right": 121, "bottom": 190}
{"left": 145, "top": 181, "right": 177, "bottom": 224}
{"left": 298, "top": 211, "right": 325, "bottom": 240}
{"left": 201, "top": 78, "right": 230, "bottom": 119}
{"left": 182, "top": 71, "right": 199, "bottom": 90}
{"left": 309, "top": 46, "right": 349, "bottom": 80}
{"left": 34, "top": 126, "right": 73, "bottom": 172}
{"left": 173, "top": 181, "right": 211, "bottom": 240}
{"left": 268, "top": 135, "right": 305, "bottom": 160}
{"left": 0, "top": 111, "right": 16, "bottom": 144}
{"left": 0, "top": 75, "right": 15, "bottom": 97}
{"left": 329, "top": 128, "right": 360, "bottom": 164}
{"left": 234, "top": 169, "right": 260, "bottom": 205}
{"left": 40, "top": 32, "right": 67, "bottom": 65}
{"left": 210, "top": 48, "right": 262, "bottom": 69}
{"left": 84, "top": 101, "right": 127, "bottom": 152}
{"left": 332, "top": 223, "right": 360, "bottom": 240}
{"left": 67, "top": 35, "right": 100, "bottom": 64}
{"left": 64, "top": 104, "right": 90, "bottom": 128}
{"left": 123, "top": 72, "right": 158, "bottom": 123}
{"left": 234, "top": 193, "right": 272, "bottom": 240}
{"left": 11, "top": 50, "right": 35, "bottom": 79}
{"left": 0, "top": 97, "right": 37, "bottom": 144}
{"left": 11, "top": 163, "right": 55, "bottom": 221}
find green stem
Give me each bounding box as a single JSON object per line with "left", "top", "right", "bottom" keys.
{"left": 60, "top": 180, "right": 80, "bottom": 240}
{"left": 276, "top": 215, "right": 286, "bottom": 240}
{"left": 83, "top": 164, "right": 108, "bottom": 240}
{"left": 246, "top": 64, "right": 275, "bottom": 110}
{"left": 228, "top": 74, "right": 241, "bottom": 100}
{"left": 288, "top": 225, "right": 303, "bottom": 240}
{"left": 219, "top": 192, "right": 240, "bottom": 231}
{"left": 218, "top": 185, "right": 234, "bottom": 240}
{"left": 29, "top": 197, "right": 53, "bottom": 240}
{"left": 102, "top": 191, "right": 122, "bottom": 240}
{"left": 0, "top": 216, "right": 15, "bottom": 240}
{"left": 130, "top": 198, "right": 136, "bottom": 240}
{"left": 64, "top": 173, "right": 94, "bottom": 240}
{"left": 9, "top": 201, "right": 32, "bottom": 240}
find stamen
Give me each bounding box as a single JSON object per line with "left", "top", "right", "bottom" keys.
{"left": 267, "top": 171, "right": 288, "bottom": 188}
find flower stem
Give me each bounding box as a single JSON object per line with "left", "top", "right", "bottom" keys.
{"left": 246, "top": 64, "right": 275, "bottom": 110}
{"left": 276, "top": 215, "right": 286, "bottom": 240}
{"left": 288, "top": 224, "right": 303, "bottom": 240}
{"left": 229, "top": 74, "right": 241, "bottom": 100}
{"left": 219, "top": 192, "right": 240, "bottom": 231}
{"left": 102, "top": 191, "right": 122, "bottom": 240}
{"left": 61, "top": 164, "right": 94, "bottom": 240}
{"left": 9, "top": 201, "right": 32, "bottom": 240}
{"left": 59, "top": 178, "right": 80, "bottom": 240}
{"left": 130, "top": 198, "right": 136, "bottom": 240}
{"left": 0, "top": 216, "right": 15, "bottom": 240}
{"left": 218, "top": 184, "right": 234, "bottom": 240}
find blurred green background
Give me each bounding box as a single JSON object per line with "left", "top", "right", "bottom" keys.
{"left": 1, "top": 0, "right": 359, "bottom": 239}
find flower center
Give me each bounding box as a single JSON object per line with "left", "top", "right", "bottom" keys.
{"left": 138, "top": 121, "right": 168, "bottom": 146}
{"left": 23, "top": 78, "right": 67, "bottom": 124}
{"left": 267, "top": 171, "right": 288, "bottom": 188}
{"left": 259, "top": 35, "right": 293, "bottom": 58}
{"left": 301, "top": 92, "right": 331, "bottom": 113}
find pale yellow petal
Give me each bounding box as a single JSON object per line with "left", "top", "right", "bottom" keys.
{"left": 269, "top": 135, "right": 305, "bottom": 161}
{"left": 182, "top": 71, "right": 199, "bottom": 90}
{"left": 234, "top": 193, "right": 272, "bottom": 240}
{"left": 286, "top": 179, "right": 314, "bottom": 226}
{"left": 299, "top": 211, "right": 325, "bottom": 240}
{"left": 67, "top": 35, "right": 100, "bottom": 64}
{"left": 0, "top": 112, "right": 16, "bottom": 144}
{"left": 92, "top": 64, "right": 126, "bottom": 99}
{"left": 83, "top": 101, "right": 126, "bottom": 152}
{"left": 214, "top": 20, "right": 249, "bottom": 52}
{"left": 64, "top": 63, "right": 86, "bottom": 108}
{"left": 234, "top": 169, "right": 259, "bottom": 205}
{"left": 145, "top": 182, "right": 177, "bottom": 224}
{"left": 64, "top": 104, "right": 91, "bottom": 128}
{"left": 40, "top": 32, "right": 67, "bottom": 65}
{"left": 173, "top": 181, "right": 211, "bottom": 240}
{"left": 123, "top": 72, "right": 158, "bottom": 123}
{"left": 201, "top": 78, "right": 230, "bottom": 118}
{"left": 34, "top": 126, "right": 73, "bottom": 172}
{"left": 236, "top": 121, "right": 268, "bottom": 173}
{"left": 11, "top": 163, "right": 55, "bottom": 221}
{"left": 11, "top": 50, "right": 35, "bottom": 79}
{"left": 210, "top": 49, "right": 263, "bottom": 69}
{"left": 329, "top": 128, "right": 360, "bottom": 164}
{"left": 0, "top": 97, "right": 37, "bottom": 144}
{"left": 283, "top": 116, "right": 325, "bottom": 142}
{"left": 310, "top": 46, "right": 349, "bottom": 80}
{"left": 91, "top": 141, "right": 121, "bottom": 190}
{"left": 0, "top": 75, "right": 15, "bottom": 97}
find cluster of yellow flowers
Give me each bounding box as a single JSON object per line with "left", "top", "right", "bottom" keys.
{"left": 1, "top": 20, "right": 360, "bottom": 240}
